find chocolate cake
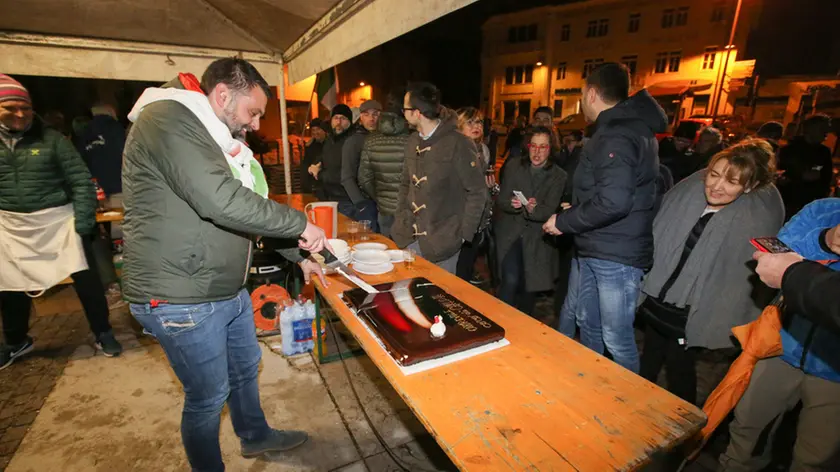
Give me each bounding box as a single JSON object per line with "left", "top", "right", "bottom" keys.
{"left": 343, "top": 278, "right": 505, "bottom": 366}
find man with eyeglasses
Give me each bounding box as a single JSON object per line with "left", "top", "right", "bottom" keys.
{"left": 391, "top": 82, "right": 487, "bottom": 274}
{"left": 341, "top": 99, "right": 382, "bottom": 229}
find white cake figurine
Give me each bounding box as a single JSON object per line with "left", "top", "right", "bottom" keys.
{"left": 430, "top": 316, "right": 446, "bottom": 338}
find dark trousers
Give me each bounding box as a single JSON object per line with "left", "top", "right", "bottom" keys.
{"left": 456, "top": 229, "right": 497, "bottom": 288}
{"left": 497, "top": 237, "right": 536, "bottom": 316}
{"left": 639, "top": 322, "right": 698, "bottom": 404}
{"left": 0, "top": 235, "right": 112, "bottom": 345}
{"left": 337, "top": 199, "right": 379, "bottom": 233}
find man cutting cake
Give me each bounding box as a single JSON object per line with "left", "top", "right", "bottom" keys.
{"left": 122, "top": 58, "right": 328, "bottom": 471}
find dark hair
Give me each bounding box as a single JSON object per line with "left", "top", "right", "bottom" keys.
{"left": 707, "top": 137, "right": 776, "bottom": 190}
{"left": 570, "top": 129, "right": 584, "bottom": 141}
{"left": 585, "top": 62, "right": 630, "bottom": 104}
{"left": 756, "top": 121, "right": 783, "bottom": 141}
{"left": 534, "top": 106, "right": 553, "bottom": 118}
{"left": 385, "top": 89, "right": 405, "bottom": 115}
{"left": 406, "top": 82, "right": 441, "bottom": 119}
{"left": 803, "top": 113, "right": 831, "bottom": 132}
{"left": 521, "top": 125, "right": 555, "bottom": 167}
{"left": 201, "top": 57, "right": 272, "bottom": 99}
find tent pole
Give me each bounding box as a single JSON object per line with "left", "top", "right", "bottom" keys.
{"left": 278, "top": 58, "right": 292, "bottom": 195}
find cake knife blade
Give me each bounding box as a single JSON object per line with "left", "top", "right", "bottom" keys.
{"left": 318, "top": 248, "right": 379, "bottom": 294}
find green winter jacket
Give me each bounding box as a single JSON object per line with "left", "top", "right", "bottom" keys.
{"left": 122, "top": 95, "right": 307, "bottom": 304}
{"left": 357, "top": 112, "right": 410, "bottom": 216}
{"left": 0, "top": 120, "right": 96, "bottom": 234}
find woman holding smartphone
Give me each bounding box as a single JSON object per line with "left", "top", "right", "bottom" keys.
{"left": 494, "top": 126, "right": 567, "bottom": 316}
{"left": 639, "top": 138, "right": 784, "bottom": 404}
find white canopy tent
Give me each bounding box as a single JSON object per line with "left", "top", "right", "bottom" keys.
{"left": 0, "top": 0, "right": 477, "bottom": 193}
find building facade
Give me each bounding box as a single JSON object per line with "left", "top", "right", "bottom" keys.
{"left": 481, "top": 0, "right": 763, "bottom": 127}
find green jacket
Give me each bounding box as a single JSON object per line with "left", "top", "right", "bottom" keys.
{"left": 122, "top": 98, "right": 307, "bottom": 304}
{"left": 358, "top": 112, "right": 410, "bottom": 216}
{"left": 0, "top": 120, "right": 96, "bottom": 234}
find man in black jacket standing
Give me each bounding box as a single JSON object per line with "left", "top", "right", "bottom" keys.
{"left": 544, "top": 63, "right": 667, "bottom": 373}
{"left": 316, "top": 104, "right": 354, "bottom": 215}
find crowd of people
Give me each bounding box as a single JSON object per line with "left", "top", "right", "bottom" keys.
{"left": 301, "top": 61, "right": 839, "bottom": 469}
{"left": 1, "top": 56, "right": 839, "bottom": 470}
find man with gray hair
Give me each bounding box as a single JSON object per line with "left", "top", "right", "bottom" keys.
{"left": 122, "top": 58, "right": 328, "bottom": 470}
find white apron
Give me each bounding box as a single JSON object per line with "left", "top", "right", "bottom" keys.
{"left": 0, "top": 204, "right": 88, "bottom": 294}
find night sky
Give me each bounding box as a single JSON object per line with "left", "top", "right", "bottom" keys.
{"left": 13, "top": 0, "right": 840, "bottom": 122}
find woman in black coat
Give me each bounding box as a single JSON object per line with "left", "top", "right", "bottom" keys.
{"left": 495, "top": 126, "right": 567, "bottom": 316}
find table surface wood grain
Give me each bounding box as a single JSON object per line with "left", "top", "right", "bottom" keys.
{"left": 275, "top": 193, "right": 707, "bottom": 471}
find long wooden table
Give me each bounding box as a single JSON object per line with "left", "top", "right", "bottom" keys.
{"left": 274, "top": 194, "right": 706, "bottom": 471}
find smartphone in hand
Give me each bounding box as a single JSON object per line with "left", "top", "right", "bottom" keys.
{"left": 751, "top": 237, "right": 793, "bottom": 254}
{"left": 512, "top": 190, "right": 529, "bottom": 207}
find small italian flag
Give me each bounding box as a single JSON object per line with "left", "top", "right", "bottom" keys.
{"left": 316, "top": 67, "right": 339, "bottom": 112}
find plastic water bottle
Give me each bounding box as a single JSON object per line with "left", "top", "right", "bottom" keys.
{"left": 281, "top": 299, "right": 315, "bottom": 355}
{"left": 280, "top": 300, "right": 299, "bottom": 356}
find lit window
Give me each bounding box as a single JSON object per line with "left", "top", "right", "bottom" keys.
{"left": 702, "top": 47, "right": 717, "bottom": 70}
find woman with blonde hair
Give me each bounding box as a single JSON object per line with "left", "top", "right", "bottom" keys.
{"left": 455, "top": 107, "right": 499, "bottom": 285}
{"left": 639, "top": 138, "right": 785, "bottom": 404}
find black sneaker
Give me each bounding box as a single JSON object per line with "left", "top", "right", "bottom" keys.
{"left": 0, "top": 337, "right": 34, "bottom": 371}
{"left": 95, "top": 331, "right": 123, "bottom": 357}
{"left": 241, "top": 429, "right": 308, "bottom": 458}
{"left": 470, "top": 273, "right": 485, "bottom": 286}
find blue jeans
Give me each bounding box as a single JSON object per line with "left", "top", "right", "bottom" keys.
{"left": 558, "top": 257, "right": 643, "bottom": 373}
{"left": 557, "top": 256, "right": 580, "bottom": 338}
{"left": 131, "top": 289, "right": 270, "bottom": 472}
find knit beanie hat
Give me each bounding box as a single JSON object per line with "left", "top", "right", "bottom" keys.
{"left": 331, "top": 104, "right": 353, "bottom": 122}
{"left": 0, "top": 74, "right": 31, "bottom": 105}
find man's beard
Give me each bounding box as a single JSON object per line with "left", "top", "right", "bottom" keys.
{"left": 222, "top": 100, "right": 249, "bottom": 138}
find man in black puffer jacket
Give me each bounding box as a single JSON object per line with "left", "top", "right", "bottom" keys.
{"left": 544, "top": 63, "right": 667, "bottom": 374}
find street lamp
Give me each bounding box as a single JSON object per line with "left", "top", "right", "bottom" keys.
{"left": 712, "top": 0, "right": 743, "bottom": 118}
{"left": 359, "top": 82, "right": 366, "bottom": 87}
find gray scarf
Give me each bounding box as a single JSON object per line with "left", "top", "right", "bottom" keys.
{"left": 642, "top": 172, "right": 785, "bottom": 349}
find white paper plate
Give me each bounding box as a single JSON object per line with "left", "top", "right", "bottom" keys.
{"left": 352, "top": 249, "right": 390, "bottom": 265}
{"left": 353, "top": 261, "right": 394, "bottom": 275}
{"left": 386, "top": 249, "right": 405, "bottom": 263}
{"left": 353, "top": 242, "right": 388, "bottom": 252}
